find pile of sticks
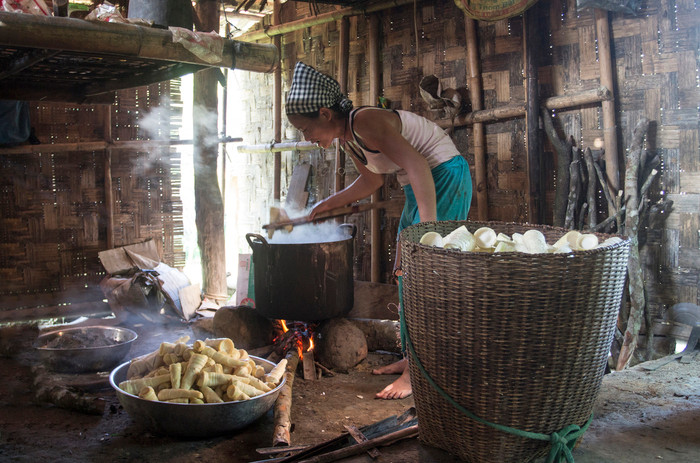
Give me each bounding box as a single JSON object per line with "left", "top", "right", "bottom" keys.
{"left": 544, "top": 114, "right": 674, "bottom": 368}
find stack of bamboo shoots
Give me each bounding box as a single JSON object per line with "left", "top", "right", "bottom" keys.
{"left": 118, "top": 336, "right": 286, "bottom": 404}
{"left": 420, "top": 226, "right": 621, "bottom": 254}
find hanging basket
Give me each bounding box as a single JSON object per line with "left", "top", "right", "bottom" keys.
{"left": 453, "top": 0, "right": 540, "bottom": 21}
{"left": 400, "top": 221, "right": 630, "bottom": 463}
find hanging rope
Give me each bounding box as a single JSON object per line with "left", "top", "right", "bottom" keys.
{"left": 397, "top": 277, "right": 592, "bottom": 463}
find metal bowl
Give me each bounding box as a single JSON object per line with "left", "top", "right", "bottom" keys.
{"left": 109, "top": 355, "right": 285, "bottom": 438}
{"left": 34, "top": 326, "right": 138, "bottom": 373}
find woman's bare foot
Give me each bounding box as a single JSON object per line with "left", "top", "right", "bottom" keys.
{"left": 372, "top": 357, "right": 407, "bottom": 375}
{"left": 375, "top": 366, "right": 412, "bottom": 400}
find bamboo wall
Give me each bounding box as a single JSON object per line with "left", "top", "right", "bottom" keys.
{"left": 0, "top": 82, "right": 184, "bottom": 312}
{"left": 251, "top": 0, "right": 699, "bottom": 314}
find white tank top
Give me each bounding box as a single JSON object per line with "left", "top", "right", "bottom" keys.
{"left": 345, "top": 107, "right": 459, "bottom": 186}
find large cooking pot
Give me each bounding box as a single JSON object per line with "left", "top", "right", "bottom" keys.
{"left": 246, "top": 223, "right": 356, "bottom": 321}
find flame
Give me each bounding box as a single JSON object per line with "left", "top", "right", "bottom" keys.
{"left": 276, "top": 319, "right": 315, "bottom": 360}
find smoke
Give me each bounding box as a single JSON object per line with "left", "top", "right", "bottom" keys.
{"left": 193, "top": 103, "right": 222, "bottom": 148}
{"left": 138, "top": 97, "right": 173, "bottom": 142}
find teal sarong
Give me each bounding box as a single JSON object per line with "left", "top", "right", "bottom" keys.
{"left": 398, "top": 155, "right": 472, "bottom": 233}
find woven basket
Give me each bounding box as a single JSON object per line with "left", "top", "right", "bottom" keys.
{"left": 400, "top": 221, "right": 630, "bottom": 463}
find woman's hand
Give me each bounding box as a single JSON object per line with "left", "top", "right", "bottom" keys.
{"left": 309, "top": 198, "right": 335, "bottom": 220}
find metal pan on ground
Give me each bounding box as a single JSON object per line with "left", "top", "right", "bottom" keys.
{"left": 34, "top": 325, "right": 138, "bottom": 373}
{"left": 109, "top": 356, "right": 285, "bottom": 438}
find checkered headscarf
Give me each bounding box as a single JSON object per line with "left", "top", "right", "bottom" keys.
{"left": 285, "top": 62, "right": 353, "bottom": 115}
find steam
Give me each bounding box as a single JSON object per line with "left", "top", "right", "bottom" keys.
{"left": 267, "top": 220, "right": 353, "bottom": 244}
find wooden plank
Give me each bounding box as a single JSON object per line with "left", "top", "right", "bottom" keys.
{"left": 346, "top": 280, "right": 399, "bottom": 321}
{"left": 285, "top": 163, "right": 311, "bottom": 211}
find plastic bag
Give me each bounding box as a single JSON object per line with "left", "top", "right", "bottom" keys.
{"left": 169, "top": 27, "right": 224, "bottom": 64}
{"left": 85, "top": 1, "right": 152, "bottom": 25}
{"left": 576, "top": 0, "right": 643, "bottom": 15}
{"left": 1, "top": 0, "right": 51, "bottom": 15}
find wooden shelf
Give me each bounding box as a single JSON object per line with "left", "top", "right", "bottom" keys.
{"left": 0, "top": 12, "right": 278, "bottom": 104}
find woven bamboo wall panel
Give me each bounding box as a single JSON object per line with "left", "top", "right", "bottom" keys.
{"left": 0, "top": 82, "right": 184, "bottom": 311}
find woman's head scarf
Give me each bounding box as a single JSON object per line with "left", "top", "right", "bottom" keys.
{"left": 285, "top": 62, "right": 353, "bottom": 115}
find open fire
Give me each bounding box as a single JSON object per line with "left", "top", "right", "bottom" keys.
{"left": 274, "top": 320, "right": 317, "bottom": 360}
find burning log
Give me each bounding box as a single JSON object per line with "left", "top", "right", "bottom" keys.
{"left": 272, "top": 348, "right": 300, "bottom": 446}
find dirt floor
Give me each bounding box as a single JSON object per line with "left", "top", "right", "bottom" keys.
{"left": 0, "top": 319, "right": 698, "bottom": 463}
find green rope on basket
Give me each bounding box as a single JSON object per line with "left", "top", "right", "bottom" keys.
{"left": 398, "top": 278, "right": 592, "bottom": 463}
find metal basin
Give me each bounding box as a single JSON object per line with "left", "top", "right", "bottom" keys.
{"left": 109, "top": 355, "right": 285, "bottom": 438}
{"left": 34, "top": 326, "right": 138, "bottom": 373}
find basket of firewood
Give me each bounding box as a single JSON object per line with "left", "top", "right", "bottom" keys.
{"left": 399, "top": 220, "right": 629, "bottom": 463}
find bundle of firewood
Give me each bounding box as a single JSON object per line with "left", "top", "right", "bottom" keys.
{"left": 544, "top": 113, "right": 674, "bottom": 369}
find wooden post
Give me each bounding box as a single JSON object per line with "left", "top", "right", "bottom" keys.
{"left": 194, "top": 0, "right": 227, "bottom": 302}
{"left": 335, "top": 17, "right": 349, "bottom": 194}
{"left": 273, "top": 0, "right": 282, "bottom": 201}
{"left": 595, "top": 9, "right": 620, "bottom": 199}
{"left": 465, "top": 17, "right": 487, "bottom": 221}
{"left": 523, "top": 6, "right": 544, "bottom": 224}
{"left": 369, "top": 14, "right": 381, "bottom": 283}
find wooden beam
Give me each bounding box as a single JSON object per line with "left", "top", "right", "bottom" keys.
{"left": 368, "top": 14, "right": 381, "bottom": 283}
{"left": 523, "top": 5, "right": 544, "bottom": 224}
{"left": 236, "top": 0, "right": 419, "bottom": 42}
{"left": 0, "top": 12, "right": 278, "bottom": 72}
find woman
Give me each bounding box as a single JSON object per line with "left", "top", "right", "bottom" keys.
{"left": 286, "top": 62, "right": 472, "bottom": 399}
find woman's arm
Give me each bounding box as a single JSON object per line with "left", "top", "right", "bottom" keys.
{"left": 353, "top": 110, "right": 437, "bottom": 222}
{"left": 310, "top": 157, "right": 384, "bottom": 219}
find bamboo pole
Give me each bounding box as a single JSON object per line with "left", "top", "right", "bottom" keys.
{"left": 0, "top": 12, "right": 278, "bottom": 72}
{"left": 236, "top": 0, "right": 418, "bottom": 42}
{"left": 369, "top": 14, "right": 381, "bottom": 283}
{"left": 194, "top": 0, "right": 227, "bottom": 303}
{"left": 272, "top": 349, "right": 300, "bottom": 446}
{"left": 335, "top": 17, "right": 350, "bottom": 194}
{"left": 595, "top": 9, "right": 620, "bottom": 198}
{"left": 273, "top": 0, "right": 282, "bottom": 201}
{"left": 236, "top": 141, "right": 319, "bottom": 154}
{"left": 0, "top": 137, "right": 243, "bottom": 156}
{"left": 465, "top": 17, "right": 487, "bottom": 221}
{"left": 436, "top": 87, "right": 612, "bottom": 129}
{"left": 102, "top": 105, "right": 114, "bottom": 249}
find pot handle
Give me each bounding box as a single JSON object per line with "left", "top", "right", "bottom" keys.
{"left": 246, "top": 233, "right": 270, "bottom": 250}
{"left": 339, "top": 223, "right": 357, "bottom": 239}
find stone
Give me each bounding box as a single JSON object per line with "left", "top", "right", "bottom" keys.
{"left": 315, "top": 318, "right": 368, "bottom": 373}
{"left": 212, "top": 305, "right": 274, "bottom": 350}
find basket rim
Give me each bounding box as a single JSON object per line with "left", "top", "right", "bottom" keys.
{"left": 399, "top": 220, "right": 629, "bottom": 257}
